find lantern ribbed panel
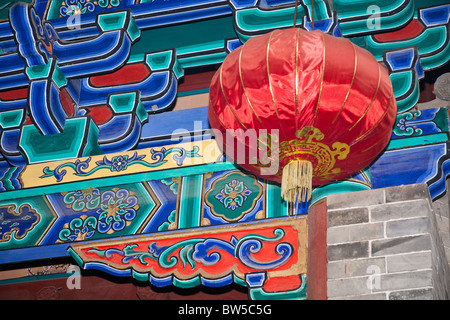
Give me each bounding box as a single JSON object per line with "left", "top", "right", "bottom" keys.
{"left": 209, "top": 28, "right": 396, "bottom": 188}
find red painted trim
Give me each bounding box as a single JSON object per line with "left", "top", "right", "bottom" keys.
{"left": 373, "top": 20, "right": 424, "bottom": 43}
{"left": 85, "top": 105, "right": 113, "bottom": 125}
{"left": 89, "top": 63, "right": 150, "bottom": 87}
{"left": 0, "top": 87, "right": 28, "bottom": 101}
{"left": 263, "top": 274, "right": 302, "bottom": 292}
{"left": 306, "top": 199, "right": 328, "bottom": 300}
{"left": 178, "top": 70, "right": 216, "bottom": 92}
{"left": 60, "top": 88, "right": 75, "bottom": 118}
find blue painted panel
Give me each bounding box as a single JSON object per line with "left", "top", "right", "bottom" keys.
{"left": 139, "top": 180, "right": 178, "bottom": 233}
{"left": 140, "top": 106, "right": 210, "bottom": 143}
{"left": 370, "top": 143, "right": 447, "bottom": 189}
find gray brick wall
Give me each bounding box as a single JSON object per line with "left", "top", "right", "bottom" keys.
{"left": 430, "top": 180, "right": 450, "bottom": 280}
{"left": 326, "top": 184, "right": 450, "bottom": 300}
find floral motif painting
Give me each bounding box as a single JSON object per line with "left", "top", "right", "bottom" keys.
{"left": 205, "top": 171, "right": 263, "bottom": 222}
{"left": 58, "top": 187, "right": 140, "bottom": 242}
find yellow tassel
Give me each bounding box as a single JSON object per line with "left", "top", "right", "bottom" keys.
{"left": 281, "top": 160, "right": 313, "bottom": 204}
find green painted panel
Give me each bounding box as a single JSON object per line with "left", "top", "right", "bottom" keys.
{"left": 52, "top": 66, "right": 67, "bottom": 88}
{"left": 0, "top": 0, "right": 34, "bottom": 20}
{"left": 235, "top": 6, "right": 305, "bottom": 33}
{"left": 395, "top": 78, "right": 420, "bottom": 113}
{"left": 265, "top": 182, "right": 288, "bottom": 218}
{"left": 249, "top": 275, "right": 307, "bottom": 300}
{"left": 129, "top": 16, "right": 238, "bottom": 57}
{"left": 333, "top": 0, "right": 405, "bottom": 18}
{"left": 173, "top": 276, "right": 201, "bottom": 289}
{"left": 127, "top": 18, "right": 141, "bottom": 42}
{"left": 19, "top": 117, "right": 101, "bottom": 164}
{"left": 0, "top": 110, "right": 24, "bottom": 129}
{"left": 97, "top": 11, "right": 127, "bottom": 31}
{"left": 178, "top": 174, "right": 204, "bottom": 229}
{"left": 108, "top": 92, "right": 137, "bottom": 113}
{"left": 25, "top": 60, "right": 52, "bottom": 80}
{"left": 146, "top": 50, "right": 173, "bottom": 71}
{"left": 390, "top": 71, "right": 413, "bottom": 99}
{"left": 179, "top": 52, "right": 228, "bottom": 69}
{"left": 386, "top": 132, "right": 449, "bottom": 150}
{"left": 420, "top": 38, "right": 450, "bottom": 70}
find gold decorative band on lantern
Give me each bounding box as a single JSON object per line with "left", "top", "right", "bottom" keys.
{"left": 281, "top": 159, "right": 313, "bottom": 203}
{"left": 276, "top": 127, "right": 350, "bottom": 183}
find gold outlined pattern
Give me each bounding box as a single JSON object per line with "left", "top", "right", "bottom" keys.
{"left": 209, "top": 93, "right": 272, "bottom": 152}
{"left": 69, "top": 217, "right": 308, "bottom": 280}
{"left": 266, "top": 31, "right": 288, "bottom": 141}
{"left": 312, "top": 32, "right": 326, "bottom": 127}
{"left": 277, "top": 127, "right": 350, "bottom": 181}
{"left": 360, "top": 129, "right": 392, "bottom": 154}
{"left": 217, "top": 66, "right": 277, "bottom": 157}
{"left": 331, "top": 43, "right": 358, "bottom": 126}
{"left": 219, "top": 64, "right": 249, "bottom": 131}
{"left": 0, "top": 203, "right": 41, "bottom": 243}
{"left": 238, "top": 41, "right": 264, "bottom": 126}
{"left": 350, "top": 92, "right": 393, "bottom": 146}
{"left": 208, "top": 95, "right": 275, "bottom": 161}
{"left": 295, "top": 28, "right": 300, "bottom": 116}
{"left": 347, "top": 64, "right": 382, "bottom": 132}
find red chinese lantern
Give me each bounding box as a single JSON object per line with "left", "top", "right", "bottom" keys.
{"left": 208, "top": 28, "right": 397, "bottom": 204}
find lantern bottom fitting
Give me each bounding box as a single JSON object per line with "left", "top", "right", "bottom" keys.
{"left": 281, "top": 159, "right": 313, "bottom": 204}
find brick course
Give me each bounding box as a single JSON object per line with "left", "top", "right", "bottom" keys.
{"left": 325, "top": 184, "right": 450, "bottom": 300}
